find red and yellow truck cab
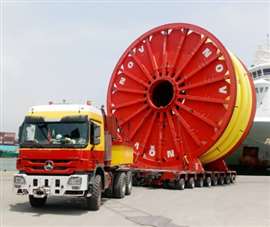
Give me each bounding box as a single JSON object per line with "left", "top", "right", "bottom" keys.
{"left": 14, "top": 103, "right": 133, "bottom": 210}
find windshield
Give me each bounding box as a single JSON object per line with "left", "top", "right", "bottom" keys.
{"left": 20, "top": 121, "right": 88, "bottom": 148}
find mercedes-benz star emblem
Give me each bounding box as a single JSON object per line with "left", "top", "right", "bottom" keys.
{"left": 44, "top": 160, "right": 54, "bottom": 171}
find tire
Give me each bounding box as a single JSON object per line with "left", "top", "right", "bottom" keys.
{"left": 113, "top": 172, "right": 126, "bottom": 198}
{"left": 29, "top": 195, "right": 47, "bottom": 208}
{"left": 196, "top": 177, "right": 204, "bottom": 187}
{"left": 175, "top": 178, "right": 185, "bottom": 190}
{"left": 219, "top": 176, "right": 225, "bottom": 185}
{"left": 187, "top": 177, "right": 195, "bottom": 189}
{"left": 125, "top": 171, "right": 132, "bottom": 195}
{"left": 162, "top": 181, "right": 170, "bottom": 189}
{"left": 103, "top": 185, "right": 113, "bottom": 198}
{"left": 132, "top": 175, "right": 139, "bottom": 186}
{"left": 212, "top": 176, "right": 218, "bottom": 186}
{"left": 230, "top": 175, "right": 236, "bottom": 183}
{"left": 204, "top": 176, "right": 212, "bottom": 187}
{"left": 225, "top": 175, "right": 231, "bottom": 184}
{"left": 167, "top": 181, "right": 176, "bottom": 189}
{"left": 85, "top": 175, "right": 102, "bottom": 211}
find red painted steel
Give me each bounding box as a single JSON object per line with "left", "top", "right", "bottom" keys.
{"left": 107, "top": 23, "right": 237, "bottom": 171}
{"left": 17, "top": 149, "right": 105, "bottom": 174}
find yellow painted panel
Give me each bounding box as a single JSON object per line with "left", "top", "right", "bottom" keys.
{"left": 200, "top": 54, "right": 253, "bottom": 164}
{"left": 27, "top": 111, "right": 102, "bottom": 122}
{"left": 111, "top": 145, "right": 133, "bottom": 166}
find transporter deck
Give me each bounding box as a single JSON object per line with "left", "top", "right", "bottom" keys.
{"left": 132, "top": 168, "right": 236, "bottom": 188}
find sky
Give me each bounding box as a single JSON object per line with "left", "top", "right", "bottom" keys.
{"left": 0, "top": 0, "right": 269, "bottom": 133}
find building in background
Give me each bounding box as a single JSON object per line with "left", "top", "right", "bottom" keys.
{"left": 0, "top": 132, "right": 18, "bottom": 157}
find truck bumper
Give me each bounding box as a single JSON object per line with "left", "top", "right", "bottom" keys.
{"left": 14, "top": 174, "right": 89, "bottom": 197}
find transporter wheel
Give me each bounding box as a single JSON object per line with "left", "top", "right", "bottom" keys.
{"left": 225, "top": 175, "right": 231, "bottom": 184}
{"left": 204, "top": 176, "right": 212, "bottom": 187}
{"left": 162, "top": 181, "right": 170, "bottom": 189}
{"left": 187, "top": 177, "right": 195, "bottom": 189}
{"left": 212, "top": 176, "right": 218, "bottom": 186}
{"left": 125, "top": 171, "right": 132, "bottom": 195}
{"left": 175, "top": 178, "right": 185, "bottom": 190}
{"left": 167, "top": 181, "right": 176, "bottom": 189}
{"left": 29, "top": 195, "right": 47, "bottom": 208}
{"left": 219, "top": 176, "right": 225, "bottom": 185}
{"left": 132, "top": 174, "right": 140, "bottom": 186}
{"left": 230, "top": 175, "right": 236, "bottom": 183}
{"left": 85, "top": 175, "right": 102, "bottom": 211}
{"left": 113, "top": 172, "right": 126, "bottom": 198}
{"left": 196, "top": 177, "right": 204, "bottom": 187}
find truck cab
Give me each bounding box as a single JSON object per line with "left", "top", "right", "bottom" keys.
{"left": 14, "top": 103, "right": 133, "bottom": 210}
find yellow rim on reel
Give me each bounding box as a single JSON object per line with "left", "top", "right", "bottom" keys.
{"left": 200, "top": 54, "right": 253, "bottom": 164}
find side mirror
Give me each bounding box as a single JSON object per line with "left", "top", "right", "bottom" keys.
{"left": 90, "top": 122, "right": 101, "bottom": 145}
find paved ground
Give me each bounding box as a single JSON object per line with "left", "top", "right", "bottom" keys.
{"left": 0, "top": 172, "right": 269, "bottom": 227}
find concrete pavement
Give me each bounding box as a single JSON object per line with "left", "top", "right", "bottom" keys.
{"left": 1, "top": 172, "right": 269, "bottom": 227}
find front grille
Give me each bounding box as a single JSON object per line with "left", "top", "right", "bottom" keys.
{"left": 25, "top": 159, "right": 75, "bottom": 172}
{"left": 31, "top": 166, "right": 67, "bottom": 170}
{"left": 29, "top": 160, "right": 71, "bottom": 163}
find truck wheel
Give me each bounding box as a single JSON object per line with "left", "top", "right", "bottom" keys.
{"left": 29, "top": 195, "right": 47, "bottom": 208}
{"left": 175, "top": 178, "right": 185, "bottom": 190}
{"left": 125, "top": 171, "right": 132, "bottom": 195}
{"left": 103, "top": 186, "right": 113, "bottom": 198}
{"left": 113, "top": 172, "right": 126, "bottom": 198}
{"left": 230, "top": 175, "right": 236, "bottom": 183}
{"left": 187, "top": 177, "right": 195, "bottom": 188}
{"left": 85, "top": 175, "right": 102, "bottom": 211}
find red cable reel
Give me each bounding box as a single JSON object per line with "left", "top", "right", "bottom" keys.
{"left": 107, "top": 23, "right": 237, "bottom": 171}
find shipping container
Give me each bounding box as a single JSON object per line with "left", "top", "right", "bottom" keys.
{"left": 0, "top": 132, "right": 17, "bottom": 145}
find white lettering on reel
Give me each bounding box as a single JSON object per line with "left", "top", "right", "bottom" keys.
{"left": 215, "top": 64, "right": 224, "bottom": 73}
{"left": 202, "top": 48, "right": 212, "bottom": 58}
{"left": 167, "top": 149, "right": 175, "bottom": 158}
{"left": 219, "top": 86, "right": 227, "bottom": 94}
{"left": 138, "top": 46, "right": 144, "bottom": 53}
{"left": 119, "top": 77, "right": 126, "bottom": 85}
{"left": 149, "top": 145, "right": 156, "bottom": 157}
{"left": 128, "top": 61, "right": 134, "bottom": 69}
{"left": 134, "top": 142, "right": 140, "bottom": 150}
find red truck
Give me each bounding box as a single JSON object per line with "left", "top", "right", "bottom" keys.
{"left": 14, "top": 103, "right": 133, "bottom": 210}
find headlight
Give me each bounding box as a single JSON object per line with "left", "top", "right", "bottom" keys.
{"left": 14, "top": 176, "right": 26, "bottom": 185}
{"left": 67, "top": 177, "right": 82, "bottom": 185}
